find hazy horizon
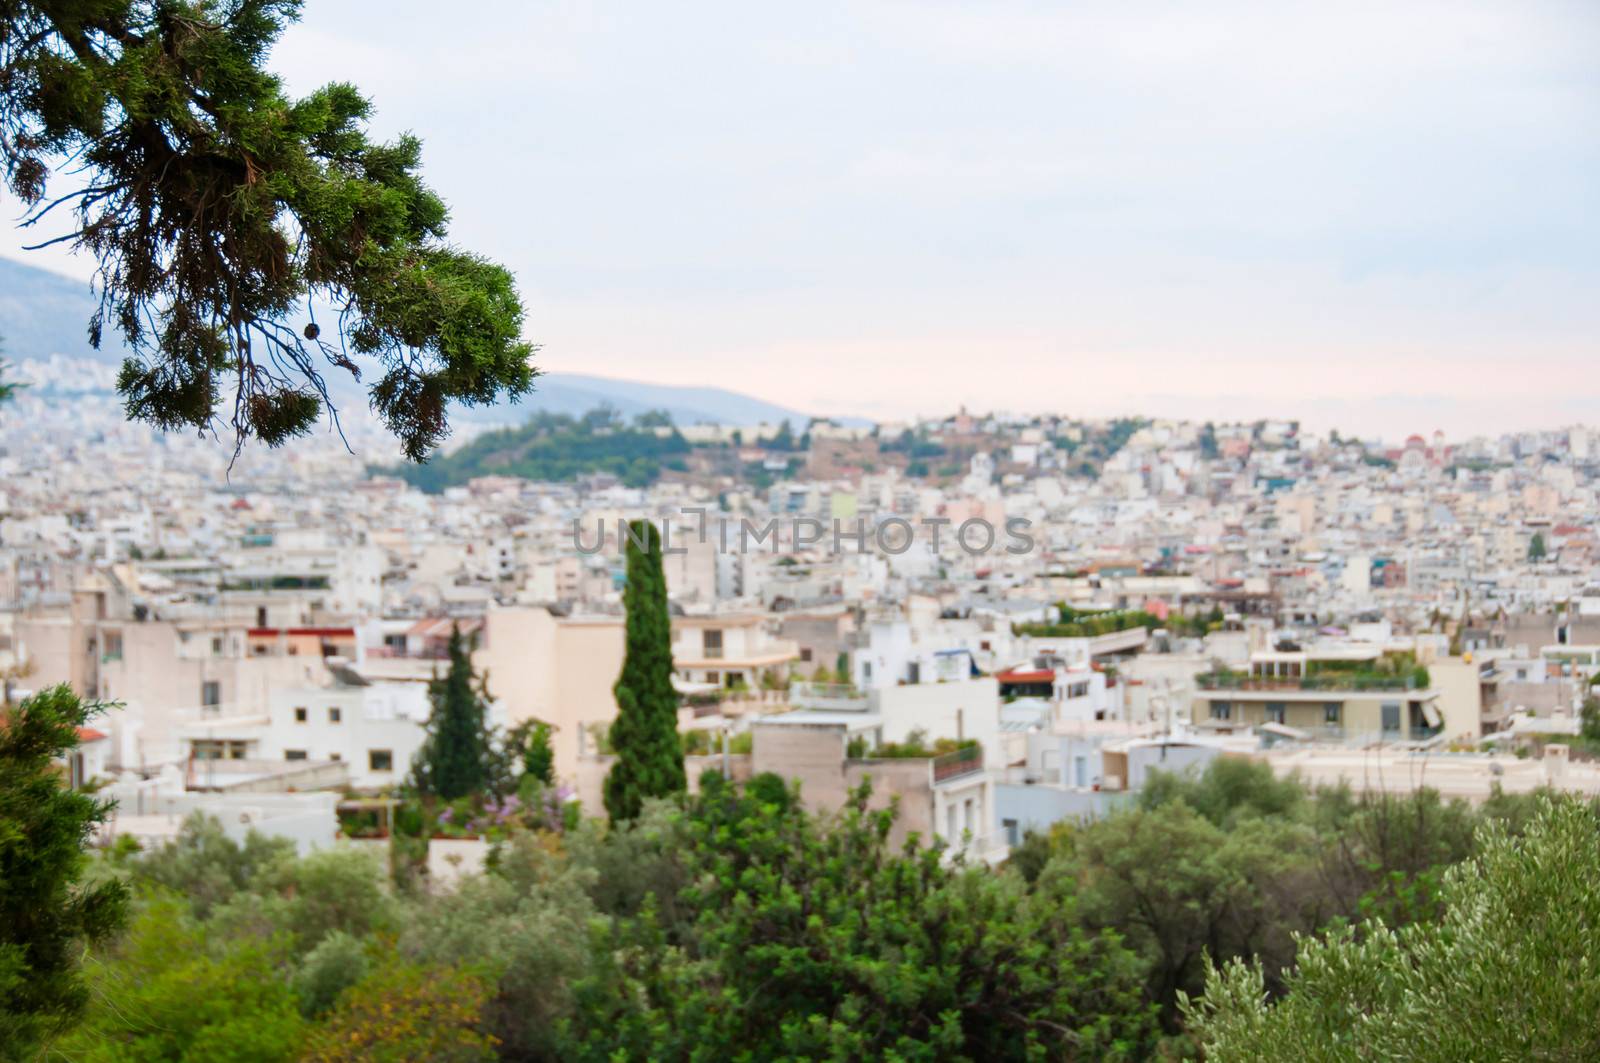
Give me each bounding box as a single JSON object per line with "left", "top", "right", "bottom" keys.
{"left": 5, "top": 1, "right": 1596, "bottom": 439}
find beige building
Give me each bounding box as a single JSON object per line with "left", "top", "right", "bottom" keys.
{"left": 671, "top": 614, "right": 799, "bottom": 689}
{"left": 475, "top": 605, "right": 625, "bottom": 782}
{"left": 476, "top": 605, "right": 799, "bottom": 782}
{"left": 14, "top": 587, "right": 329, "bottom": 769}
{"left": 750, "top": 720, "right": 998, "bottom": 860}
{"left": 1192, "top": 646, "right": 1456, "bottom": 745}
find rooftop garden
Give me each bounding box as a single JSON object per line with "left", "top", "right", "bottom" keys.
{"left": 1015, "top": 603, "right": 1224, "bottom": 639}
{"left": 680, "top": 729, "right": 754, "bottom": 757}
{"left": 847, "top": 728, "right": 978, "bottom": 760}
{"left": 1197, "top": 651, "right": 1431, "bottom": 692}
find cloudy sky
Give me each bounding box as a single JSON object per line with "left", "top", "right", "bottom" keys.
{"left": 7, "top": 1, "right": 1598, "bottom": 437}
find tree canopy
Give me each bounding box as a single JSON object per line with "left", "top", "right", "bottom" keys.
{"left": 0, "top": 0, "right": 535, "bottom": 460}
{"left": 22, "top": 760, "right": 1600, "bottom": 1059}
{"left": 1185, "top": 795, "right": 1600, "bottom": 1060}
{"left": 569, "top": 773, "right": 1158, "bottom": 1060}
{"left": 0, "top": 685, "right": 129, "bottom": 1060}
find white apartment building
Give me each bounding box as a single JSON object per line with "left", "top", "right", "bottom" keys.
{"left": 259, "top": 679, "right": 434, "bottom": 789}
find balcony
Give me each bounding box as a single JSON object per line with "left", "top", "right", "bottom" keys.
{"left": 932, "top": 745, "right": 983, "bottom": 784}
{"left": 845, "top": 736, "right": 985, "bottom": 785}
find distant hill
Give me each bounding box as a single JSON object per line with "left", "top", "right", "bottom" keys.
{"left": 517, "top": 372, "right": 815, "bottom": 428}
{"left": 381, "top": 408, "right": 693, "bottom": 493}
{"left": 0, "top": 255, "right": 827, "bottom": 427}
{"left": 0, "top": 256, "right": 128, "bottom": 364}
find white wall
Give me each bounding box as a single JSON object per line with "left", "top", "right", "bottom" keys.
{"left": 875, "top": 677, "right": 1001, "bottom": 756}
{"left": 263, "top": 682, "right": 431, "bottom": 788}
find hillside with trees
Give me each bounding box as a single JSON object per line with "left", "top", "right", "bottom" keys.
{"left": 384, "top": 407, "right": 692, "bottom": 491}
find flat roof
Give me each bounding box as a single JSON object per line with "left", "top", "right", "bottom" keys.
{"left": 755, "top": 709, "right": 882, "bottom": 730}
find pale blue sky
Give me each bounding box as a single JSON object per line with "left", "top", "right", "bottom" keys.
{"left": 7, "top": 1, "right": 1598, "bottom": 436}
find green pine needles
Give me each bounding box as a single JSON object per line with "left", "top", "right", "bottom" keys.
{"left": 409, "top": 626, "right": 497, "bottom": 802}
{"left": 0, "top": 685, "right": 129, "bottom": 1060}
{"left": 0, "top": 1, "right": 536, "bottom": 460}
{"left": 604, "top": 519, "right": 685, "bottom": 822}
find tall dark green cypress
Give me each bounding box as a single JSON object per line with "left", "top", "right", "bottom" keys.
{"left": 410, "top": 625, "right": 495, "bottom": 801}
{"left": 605, "top": 520, "right": 686, "bottom": 821}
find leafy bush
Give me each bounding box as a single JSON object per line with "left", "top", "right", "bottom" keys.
{"left": 52, "top": 898, "right": 306, "bottom": 1062}
{"left": 301, "top": 957, "right": 499, "bottom": 1063}
{"left": 1185, "top": 796, "right": 1600, "bottom": 1060}
{"left": 294, "top": 931, "right": 370, "bottom": 1018}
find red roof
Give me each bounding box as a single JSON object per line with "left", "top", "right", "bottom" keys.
{"left": 76, "top": 727, "right": 108, "bottom": 743}
{"left": 996, "top": 669, "right": 1055, "bottom": 684}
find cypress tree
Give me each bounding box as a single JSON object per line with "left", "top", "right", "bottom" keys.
{"left": 410, "top": 626, "right": 495, "bottom": 801}
{"left": 605, "top": 520, "right": 685, "bottom": 821}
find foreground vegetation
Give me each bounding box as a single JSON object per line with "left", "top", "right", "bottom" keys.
{"left": 8, "top": 681, "right": 1600, "bottom": 1060}
{"left": 11, "top": 758, "right": 1599, "bottom": 1058}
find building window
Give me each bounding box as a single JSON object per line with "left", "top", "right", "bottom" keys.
{"left": 329, "top": 752, "right": 342, "bottom": 761}
{"left": 705, "top": 670, "right": 720, "bottom": 684}
{"left": 946, "top": 804, "right": 959, "bottom": 841}
{"left": 1381, "top": 701, "right": 1402, "bottom": 733}
{"left": 1266, "top": 702, "right": 1286, "bottom": 724}
{"left": 799, "top": 647, "right": 812, "bottom": 662}
{"left": 201, "top": 680, "right": 221, "bottom": 708}
{"left": 1210, "top": 701, "right": 1232, "bottom": 721}
{"left": 193, "top": 740, "right": 248, "bottom": 760}
{"left": 369, "top": 749, "right": 394, "bottom": 772}
{"left": 285, "top": 749, "right": 307, "bottom": 761}
{"left": 328, "top": 707, "right": 342, "bottom": 724}
{"left": 1003, "top": 818, "right": 1020, "bottom": 847}
{"left": 703, "top": 628, "right": 724, "bottom": 659}
{"left": 1324, "top": 702, "right": 1342, "bottom": 725}
{"left": 211, "top": 636, "right": 223, "bottom": 656}
{"left": 294, "top": 706, "right": 308, "bottom": 723}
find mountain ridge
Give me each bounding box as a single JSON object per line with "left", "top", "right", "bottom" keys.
{"left": 0, "top": 255, "right": 827, "bottom": 427}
